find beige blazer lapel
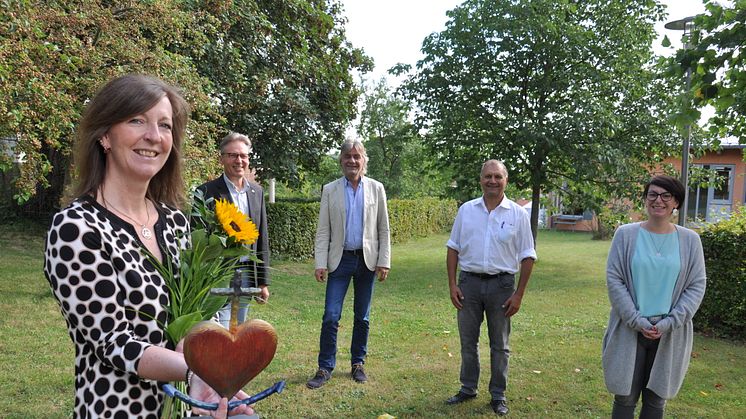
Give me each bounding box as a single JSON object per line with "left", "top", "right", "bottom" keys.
{"left": 321, "top": 177, "right": 348, "bottom": 272}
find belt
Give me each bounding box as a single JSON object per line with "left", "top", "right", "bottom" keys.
{"left": 343, "top": 249, "right": 364, "bottom": 257}
{"left": 462, "top": 271, "right": 512, "bottom": 280}
{"left": 645, "top": 314, "right": 667, "bottom": 325}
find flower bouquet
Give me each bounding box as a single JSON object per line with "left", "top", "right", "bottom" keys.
{"left": 150, "top": 189, "right": 261, "bottom": 418}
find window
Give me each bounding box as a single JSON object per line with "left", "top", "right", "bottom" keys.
{"left": 687, "top": 164, "right": 734, "bottom": 222}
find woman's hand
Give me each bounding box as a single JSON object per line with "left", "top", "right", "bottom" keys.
{"left": 189, "top": 373, "right": 255, "bottom": 417}
{"left": 641, "top": 325, "right": 662, "bottom": 340}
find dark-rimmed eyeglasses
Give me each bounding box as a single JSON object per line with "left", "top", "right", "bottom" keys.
{"left": 222, "top": 152, "right": 250, "bottom": 160}
{"left": 645, "top": 192, "right": 673, "bottom": 202}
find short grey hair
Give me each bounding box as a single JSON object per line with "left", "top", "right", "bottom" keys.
{"left": 219, "top": 132, "right": 252, "bottom": 154}
{"left": 481, "top": 159, "right": 508, "bottom": 178}
{"left": 339, "top": 139, "right": 368, "bottom": 175}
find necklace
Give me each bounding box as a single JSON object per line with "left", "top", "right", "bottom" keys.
{"left": 644, "top": 221, "right": 674, "bottom": 257}
{"left": 648, "top": 230, "right": 670, "bottom": 257}
{"left": 103, "top": 197, "right": 153, "bottom": 240}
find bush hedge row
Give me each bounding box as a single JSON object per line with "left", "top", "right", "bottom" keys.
{"left": 696, "top": 206, "right": 746, "bottom": 340}
{"left": 266, "top": 198, "right": 458, "bottom": 260}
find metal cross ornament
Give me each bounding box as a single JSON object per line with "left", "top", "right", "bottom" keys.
{"left": 161, "top": 269, "right": 284, "bottom": 411}
{"left": 210, "top": 269, "right": 262, "bottom": 333}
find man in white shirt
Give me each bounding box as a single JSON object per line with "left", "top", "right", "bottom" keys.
{"left": 196, "top": 133, "right": 270, "bottom": 328}
{"left": 445, "top": 159, "right": 537, "bottom": 416}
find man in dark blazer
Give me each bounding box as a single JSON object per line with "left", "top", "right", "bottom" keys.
{"left": 196, "top": 132, "right": 270, "bottom": 328}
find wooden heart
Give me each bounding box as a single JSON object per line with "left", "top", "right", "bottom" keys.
{"left": 183, "top": 319, "right": 278, "bottom": 398}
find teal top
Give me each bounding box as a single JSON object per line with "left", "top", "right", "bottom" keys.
{"left": 631, "top": 228, "right": 681, "bottom": 317}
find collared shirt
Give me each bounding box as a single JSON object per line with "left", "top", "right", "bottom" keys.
{"left": 447, "top": 195, "right": 537, "bottom": 274}
{"left": 223, "top": 174, "right": 252, "bottom": 262}
{"left": 343, "top": 176, "right": 365, "bottom": 251}
{"left": 222, "top": 174, "right": 252, "bottom": 216}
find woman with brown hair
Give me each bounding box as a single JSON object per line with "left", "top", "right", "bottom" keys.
{"left": 45, "top": 74, "right": 252, "bottom": 418}
{"left": 602, "top": 175, "right": 707, "bottom": 418}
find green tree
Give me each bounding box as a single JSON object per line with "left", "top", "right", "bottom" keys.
{"left": 0, "top": 0, "right": 369, "bottom": 212}
{"left": 186, "top": 0, "right": 372, "bottom": 186}
{"left": 397, "top": 0, "right": 680, "bottom": 237}
{"left": 357, "top": 78, "right": 451, "bottom": 198}
{"left": 668, "top": 1, "right": 746, "bottom": 144}
{"left": 0, "top": 1, "right": 221, "bottom": 209}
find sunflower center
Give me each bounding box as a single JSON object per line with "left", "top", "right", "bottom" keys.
{"left": 230, "top": 221, "right": 242, "bottom": 232}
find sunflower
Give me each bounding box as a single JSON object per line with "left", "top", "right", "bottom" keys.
{"left": 214, "top": 199, "right": 259, "bottom": 245}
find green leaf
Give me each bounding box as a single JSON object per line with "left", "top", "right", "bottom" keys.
{"left": 201, "top": 241, "right": 224, "bottom": 262}
{"left": 661, "top": 35, "right": 671, "bottom": 48}
{"left": 165, "top": 313, "right": 204, "bottom": 344}
{"left": 191, "top": 228, "right": 207, "bottom": 248}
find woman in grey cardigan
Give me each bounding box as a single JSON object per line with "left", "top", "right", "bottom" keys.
{"left": 602, "top": 175, "right": 706, "bottom": 419}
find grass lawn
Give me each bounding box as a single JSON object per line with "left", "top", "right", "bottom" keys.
{"left": 1, "top": 224, "right": 744, "bottom": 418}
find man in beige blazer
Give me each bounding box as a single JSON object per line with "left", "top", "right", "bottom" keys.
{"left": 306, "top": 139, "right": 391, "bottom": 389}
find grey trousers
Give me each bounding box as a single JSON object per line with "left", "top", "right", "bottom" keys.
{"left": 457, "top": 271, "right": 514, "bottom": 401}
{"left": 611, "top": 333, "right": 666, "bottom": 419}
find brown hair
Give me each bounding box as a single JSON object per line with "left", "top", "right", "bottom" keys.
{"left": 643, "top": 175, "right": 685, "bottom": 209}
{"left": 68, "top": 74, "right": 190, "bottom": 207}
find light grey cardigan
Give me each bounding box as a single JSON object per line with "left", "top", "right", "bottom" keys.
{"left": 602, "top": 222, "right": 706, "bottom": 399}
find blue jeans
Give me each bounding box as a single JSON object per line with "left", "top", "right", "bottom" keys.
{"left": 457, "top": 271, "right": 514, "bottom": 401}
{"left": 317, "top": 252, "right": 376, "bottom": 372}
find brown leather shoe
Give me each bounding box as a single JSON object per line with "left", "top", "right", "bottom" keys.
{"left": 351, "top": 363, "right": 368, "bottom": 383}
{"left": 306, "top": 369, "right": 331, "bottom": 389}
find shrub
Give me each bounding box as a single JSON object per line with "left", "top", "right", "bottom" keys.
{"left": 696, "top": 205, "right": 746, "bottom": 340}
{"left": 388, "top": 198, "right": 458, "bottom": 243}
{"left": 266, "top": 202, "right": 320, "bottom": 261}
{"left": 267, "top": 198, "right": 458, "bottom": 260}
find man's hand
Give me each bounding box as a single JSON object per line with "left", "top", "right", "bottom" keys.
{"left": 256, "top": 285, "right": 270, "bottom": 304}
{"left": 502, "top": 293, "right": 523, "bottom": 317}
{"left": 449, "top": 284, "right": 464, "bottom": 310}
{"left": 315, "top": 268, "right": 328, "bottom": 283}
{"left": 375, "top": 267, "right": 389, "bottom": 282}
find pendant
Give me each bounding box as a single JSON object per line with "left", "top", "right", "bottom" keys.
{"left": 141, "top": 226, "right": 153, "bottom": 240}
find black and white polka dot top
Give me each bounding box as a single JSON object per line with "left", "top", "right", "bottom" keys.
{"left": 44, "top": 195, "right": 189, "bottom": 418}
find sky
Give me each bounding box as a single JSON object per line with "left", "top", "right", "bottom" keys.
{"left": 341, "top": 0, "right": 709, "bottom": 87}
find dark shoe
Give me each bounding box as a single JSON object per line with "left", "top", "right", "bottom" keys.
{"left": 306, "top": 369, "right": 331, "bottom": 389}
{"left": 446, "top": 391, "right": 477, "bottom": 405}
{"left": 351, "top": 363, "right": 368, "bottom": 383}
{"left": 491, "top": 399, "right": 509, "bottom": 416}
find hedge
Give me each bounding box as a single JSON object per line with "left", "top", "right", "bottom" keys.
{"left": 387, "top": 198, "right": 458, "bottom": 243}
{"left": 267, "top": 198, "right": 458, "bottom": 260}
{"left": 696, "top": 206, "right": 746, "bottom": 340}
{"left": 266, "top": 202, "right": 320, "bottom": 261}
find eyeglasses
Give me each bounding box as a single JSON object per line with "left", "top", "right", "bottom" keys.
{"left": 222, "top": 152, "right": 250, "bottom": 160}
{"left": 645, "top": 192, "right": 673, "bottom": 202}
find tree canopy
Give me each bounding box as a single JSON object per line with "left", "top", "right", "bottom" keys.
{"left": 668, "top": 0, "right": 746, "bottom": 143}
{"left": 357, "top": 78, "right": 452, "bottom": 198}
{"left": 0, "top": 0, "right": 369, "bottom": 211}
{"left": 397, "top": 0, "right": 680, "bottom": 236}
{"left": 189, "top": 0, "right": 372, "bottom": 184}
{"left": 0, "top": 0, "right": 220, "bottom": 210}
